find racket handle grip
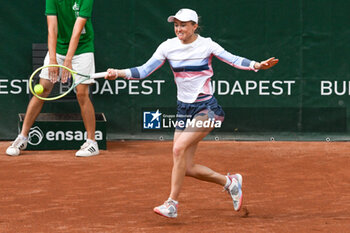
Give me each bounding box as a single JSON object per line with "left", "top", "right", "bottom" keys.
{"left": 91, "top": 72, "right": 108, "bottom": 79}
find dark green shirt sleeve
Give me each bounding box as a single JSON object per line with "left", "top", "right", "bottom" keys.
{"left": 45, "top": 0, "right": 57, "bottom": 15}
{"left": 79, "top": 0, "right": 93, "bottom": 18}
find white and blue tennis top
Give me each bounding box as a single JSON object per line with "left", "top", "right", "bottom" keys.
{"left": 124, "top": 35, "right": 257, "bottom": 103}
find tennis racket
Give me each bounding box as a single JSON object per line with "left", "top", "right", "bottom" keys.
{"left": 29, "top": 64, "right": 107, "bottom": 101}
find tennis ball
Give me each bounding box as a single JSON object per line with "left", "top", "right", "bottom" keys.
{"left": 34, "top": 84, "right": 44, "bottom": 94}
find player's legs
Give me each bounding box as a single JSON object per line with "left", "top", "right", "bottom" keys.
{"left": 154, "top": 126, "right": 211, "bottom": 218}
{"left": 154, "top": 114, "right": 218, "bottom": 217}
{"left": 184, "top": 143, "right": 227, "bottom": 186}
{"left": 154, "top": 97, "right": 242, "bottom": 217}
{"left": 182, "top": 138, "right": 243, "bottom": 211}
{"left": 170, "top": 114, "right": 216, "bottom": 201}
{"left": 170, "top": 117, "right": 242, "bottom": 212}
{"left": 154, "top": 115, "right": 213, "bottom": 217}
{"left": 173, "top": 130, "right": 227, "bottom": 186}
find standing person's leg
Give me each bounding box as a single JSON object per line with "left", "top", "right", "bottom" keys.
{"left": 21, "top": 79, "right": 54, "bottom": 137}
{"left": 76, "top": 84, "right": 96, "bottom": 140}
{"left": 74, "top": 83, "right": 99, "bottom": 157}
{"left": 6, "top": 79, "right": 53, "bottom": 156}
{"left": 72, "top": 52, "right": 99, "bottom": 157}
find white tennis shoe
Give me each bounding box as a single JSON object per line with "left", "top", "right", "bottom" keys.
{"left": 154, "top": 198, "right": 178, "bottom": 218}
{"left": 225, "top": 173, "right": 243, "bottom": 211}
{"left": 75, "top": 141, "right": 99, "bottom": 157}
{"left": 6, "top": 135, "right": 28, "bottom": 156}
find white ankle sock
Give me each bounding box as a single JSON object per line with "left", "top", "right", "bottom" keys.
{"left": 19, "top": 134, "right": 27, "bottom": 140}
{"left": 87, "top": 139, "right": 96, "bottom": 145}
{"left": 168, "top": 198, "right": 178, "bottom": 204}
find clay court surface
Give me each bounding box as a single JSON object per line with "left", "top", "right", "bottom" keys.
{"left": 0, "top": 140, "right": 349, "bottom": 232}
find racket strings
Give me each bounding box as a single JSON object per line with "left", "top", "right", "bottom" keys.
{"left": 32, "top": 66, "right": 75, "bottom": 99}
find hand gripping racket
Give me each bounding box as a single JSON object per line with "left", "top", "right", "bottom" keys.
{"left": 29, "top": 64, "right": 107, "bottom": 101}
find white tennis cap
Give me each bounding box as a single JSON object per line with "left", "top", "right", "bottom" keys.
{"left": 167, "top": 9, "right": 198, "bottom": 24}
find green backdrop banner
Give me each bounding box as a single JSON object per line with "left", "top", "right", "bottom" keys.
{"left": 1, "top": 0, "right": 350, "bottom": 141}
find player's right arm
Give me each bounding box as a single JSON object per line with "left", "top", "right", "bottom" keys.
{"left": 105, "top": 57, "right": 165, "bottom": 80}
{"left": 105, "top": 42, "right": 167, "bottom": 80}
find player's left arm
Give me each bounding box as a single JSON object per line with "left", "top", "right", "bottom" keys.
{"left": 104, "top": 41, "right": 167, "bottom": 80}
{"left": 253, "top": 57, "right": 279, "bottom": 70}
{"left": 214, "top": 50, "right": 278, "bottom": 71}
{"left": 211, "top": 40, "right": 278, "bottom": 71}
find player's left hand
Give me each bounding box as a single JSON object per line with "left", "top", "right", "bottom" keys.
{"left": 255, "top": 57, "right": 279, "bottom": 70}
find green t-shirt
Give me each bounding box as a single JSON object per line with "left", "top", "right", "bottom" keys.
{"left": 45, "top": 0, "right": 94, "bottom": 55}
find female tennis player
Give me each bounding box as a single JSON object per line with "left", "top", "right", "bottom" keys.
{"left": 105, "top": 8, "right": 278, "bottom": 218}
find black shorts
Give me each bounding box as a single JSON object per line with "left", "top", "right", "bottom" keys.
{"left": 176, "top": 96, "right": 225, "bottom": 130}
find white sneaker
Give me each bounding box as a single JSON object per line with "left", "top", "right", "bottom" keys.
{"left": 154, "top": 198, "right": 178, "bottom": 218}
{"left": 75, "top": 141, "right": 99, "bottom": 157}
{"left": 225, "top": 173, "right": 243, "bottom": 211}
{"left": 6, "top": 135, "right": 28, "bottom": 156}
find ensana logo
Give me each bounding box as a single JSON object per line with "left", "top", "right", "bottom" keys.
{"left": 28, "top": 126, "right": 44, "bottom": 145}
{"left": 28, "top": 126, "right": 103, "bottom": 145}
